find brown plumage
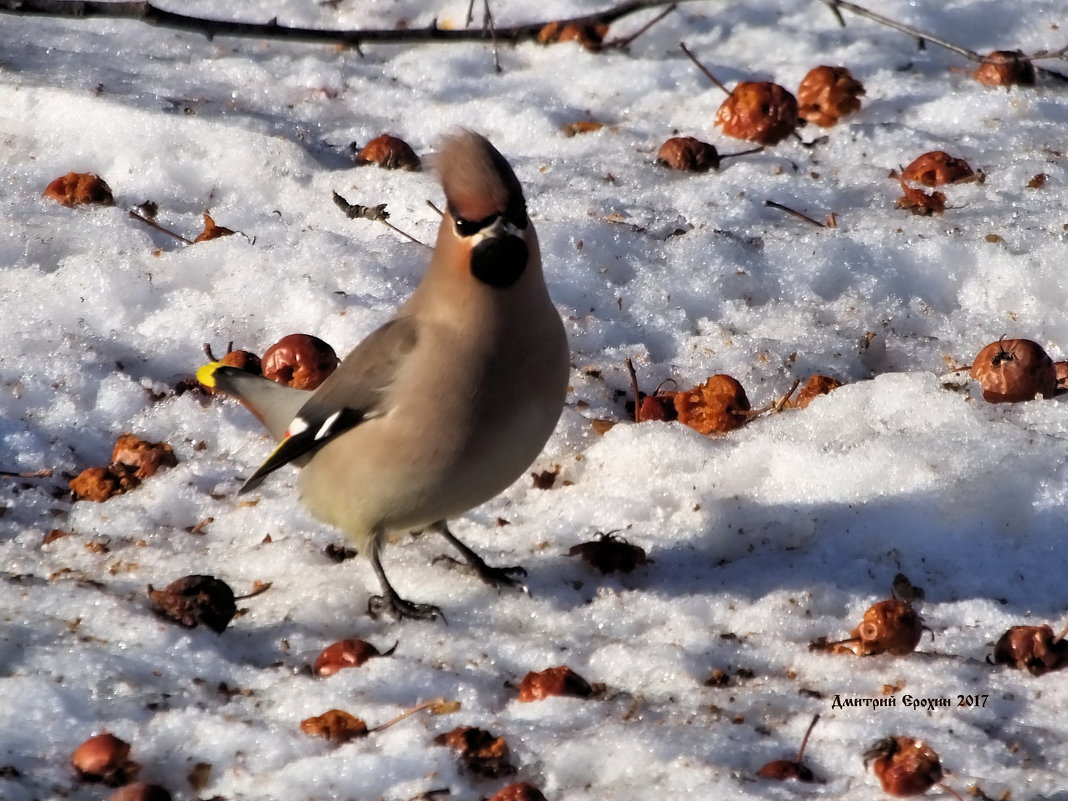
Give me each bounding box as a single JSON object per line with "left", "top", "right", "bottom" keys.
{"left": 204, "top": 129, "right": 569, "bottom": 622}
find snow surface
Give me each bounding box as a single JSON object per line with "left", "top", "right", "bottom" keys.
{"left": 2, "top": 0, "right": 1068, "bottom": 799}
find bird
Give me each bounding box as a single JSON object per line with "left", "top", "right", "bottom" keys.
{"left": 197, "top": 130, "right": 570, "bottom": 621}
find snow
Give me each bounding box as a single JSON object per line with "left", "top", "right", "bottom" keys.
{"left": 2, "top": 0, "right": 1068, "bottom": 799}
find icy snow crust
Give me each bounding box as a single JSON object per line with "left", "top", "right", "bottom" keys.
{"left": 2, "top": 1, "right": 1068, "bottom": 799}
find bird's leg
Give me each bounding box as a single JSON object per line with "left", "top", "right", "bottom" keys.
{"left": 432, "top": 520, "right": 528, "bottom": 593}
{"left": 367, "top": 539, "right": 443, "bottom": 622}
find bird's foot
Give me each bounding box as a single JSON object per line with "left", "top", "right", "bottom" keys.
{"left": 480, "top": 562, "right": 529, "bottom": 593}
{"left": 434, "top": 553, "right": 528, "bottom": 593}
{"left": 367, "top": 592, "right": 444, "bottom": 622}
{"left": 432, "top": 521, "right": 530, "bottom": 594}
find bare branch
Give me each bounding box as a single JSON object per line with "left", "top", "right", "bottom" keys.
{"left": 763, "top": 199, "right": 828, "bottom": 228}
{"left": 679, "top": 41, "right": 733, "bottom": 95}
{"left": 128, "top": 209, "right": 194, "bottom": 244}
{"left": 0, "top": 0, "right": 707, "bottom": 48}
{"left": 817, "top": 0, "right": 980, "bottom": 61}
{"left": 332, "top": 192, "right": 430, "bottom": 248}
{"left": 607, "top": 3, "right": 676, "bottom": 50}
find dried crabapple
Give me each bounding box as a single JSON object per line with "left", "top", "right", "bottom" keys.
{"left": 797, "top": 66, "right": 865, "bottom": 127}
{"left": 637, "top": 392, "right": 676, "bottom": 421}
{"left": 434, "top": 727, "right": 515, "bottom": 778}
{"left": 354, "top": 134, "right": 421, "bottom": 170}
{"left": 488, "top": 783, "right": 548, "bottom": 801}
{"left": 864, "top": 736, "right": 945, "bottom": 797}
{"left": 300, "top": 709, "right": 369, "bottom": 743}
{"left": 990, "top": 624, "right": 1068, "bottom": 676}
{"left": 69, "top": 464, "right": 140, "bottom": 502}
{"left": 561, "top": 120, "right": 604, "bottom": 137}
{"left": 262, "top": 333, "right": 340, "bottom": 390}
{"left": 835, "top": 599, "right": 924, "bottom": 656}
{"left": 715, "top": 82, "right": 798, "bottom": 146}
{"left": 567, "top": 531, "right": 649, "bottom": 574}
{"left": 314, "top": 638, "right": 397, "bottom": 676}
{"left": 219, "top": 349, "right": 261, "bottom": 374}
{"left": 1056, "top": 361, "right": 1068, "bottom": 389}
{"left": 44, "top": 172, "right": 114, "bottom": 207}
{"left": 969, "top": 338, "right": 1057, "bottom": 403}
{"left": 194, "top": 213, "right": 235, "bottom": 243}
{"left": 537, "top": 20, "right": 608, "bottom": 50}
{"left": 793, "top": 375, "right": 844, "bottom": 409}
{"left": 672, "top": 374, "right": 751, "bottom": 435}
{"left": 656, "top": 136, "right": 721, "bottom": 172}
{"left": 107, "top": 783, "right": 173, "bottom": 801}
{"left": 517, "top": 665, "right": 593, "bottom": 702}
{"left": 974, "top": 50, "right": 1036, "bottom": 88}
{"left": 110, "top": 434, "right": 177, "bottom": 479}
{"left": 147, "top": 575, "right": 237, "bottom": 633}
{"left": 757, "top": 714, "right": 820, "bottom": 782}
{"left": 894, "top": 175, "right": 946, "bottom": 216}
{"left": 71, "top": 733, "right": 138, "bottom": 785}
{"left": 901, "top": 152, "right": 975, "bottom": 187}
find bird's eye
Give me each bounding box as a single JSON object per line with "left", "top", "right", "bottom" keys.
{"left": 455, "top": 213, "right": 498, "bottom": 237}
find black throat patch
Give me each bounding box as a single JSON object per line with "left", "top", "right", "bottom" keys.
{"left": 470, "top": 235, "right": 528, "bottom": 288}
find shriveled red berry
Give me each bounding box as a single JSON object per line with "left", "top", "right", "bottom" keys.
{"left": 901, "top": 152, "right": 975, "bottom": 187}
{"left": 299, "top": 709, "right": 369, "bottom": 743}
{"left": 107, "top": 783, "right": 173, "bottom": 801}
{"left": 672, "top": 375, "right": 751, "bottom": 435}
{"left": 262, "top": 334, "right": 339, "bottom": 391}
{"left": 147, "top": 575, "right": 237, "bottom": 633}
{"left": 517, "top": 665, "right": 593, "bottom": 702}
{"left": 797, "top": 66, "right": 865, "bottom": 127}
{"left": 715, "top": 82, "right": 798, "bottom": 146}
{"left": 974, "top": 50, "right": 1036, "bottom": 88}
{"left": 434, "top": 727, "right": 515, "bottom": 778}
{"left": 44, "top": 172, "right": 114, "bottom": 207}
{"left": 970, "top": 338, "right": 1057, "bottom": 403}
{"left": 314, "top": 638, "right": 396, "bottom": 676}
{"left": 71, "top": 733, "right": 138, "bottom": 785}
{"left": 354, "top": 134, "right": 421, "bottom": 170}
{"left": 489, "top": 782, "right": 549, "bottom": 801}
{"left": 656, "top": 136, "right": 721, "bottom": 172}
{"left": 991, "top": 625, "right": 1068, "bottom": 676}
{"left": 864, "top": 736, "right": 943, "bottom": 796}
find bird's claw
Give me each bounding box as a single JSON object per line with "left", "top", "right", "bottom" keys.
{"left": 479, "top": 563, "right": 529, "bottom": 595}
{"left": 367, "top": 593, "right": 444, "bottom": 623}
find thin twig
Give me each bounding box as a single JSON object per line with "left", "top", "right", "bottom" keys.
{"left": 772, "top": 378, "right": 802, "bottom": 412}
{"left": 817, "top": 0, "right": 980, "bottom": 61}
{"left": 679, "top": 41, "right": 733, "bottom": 95}
{"left": 796, "top": 714, "right": 820, "bottom": 762}
{"left": 763, "top": 200, "right": 827, "bottom": 228}
{"left": 624, "top": 357, "right": 643, "bottom": 422}
{"left": 607, "top": 3, "right": 676, "bottom": 50}
{"left": 425, "top": 200, "right": 445, "bottom": 217}
{"left": 0, "top": 469, "right": 54, "bottom": 479}
{"left": 368, "top": 698, "right": 445, "bottom": 734}
{"left": 128, "top": 209, "right": 194, "bottom": 244}
{"left": 0, "top": 0, "right": 703, "bottom": 49}
{"left": 481, "top": 0, "right": 502, "bottom": 73}
{"left": 332, "top": 192, "right": 430, "bottom": 248}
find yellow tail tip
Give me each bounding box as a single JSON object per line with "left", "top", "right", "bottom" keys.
{"left": 196, "top": 361, "right": 224, "bottom": 388}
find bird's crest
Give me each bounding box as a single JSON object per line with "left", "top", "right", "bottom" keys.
{"left": 434, "top": 130, "right": 527, "bottom": 230}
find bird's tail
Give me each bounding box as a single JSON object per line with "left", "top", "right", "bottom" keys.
{"left": 197, "top": 363, "right": 309, "bottom": 442}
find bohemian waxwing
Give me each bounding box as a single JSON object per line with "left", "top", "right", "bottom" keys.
{"left": 198, "top": 130, "right": 570, "bottom": 621}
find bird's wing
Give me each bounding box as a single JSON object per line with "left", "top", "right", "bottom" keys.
{"left": 238, "top": 316, "right": 419, "bottom": 494}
